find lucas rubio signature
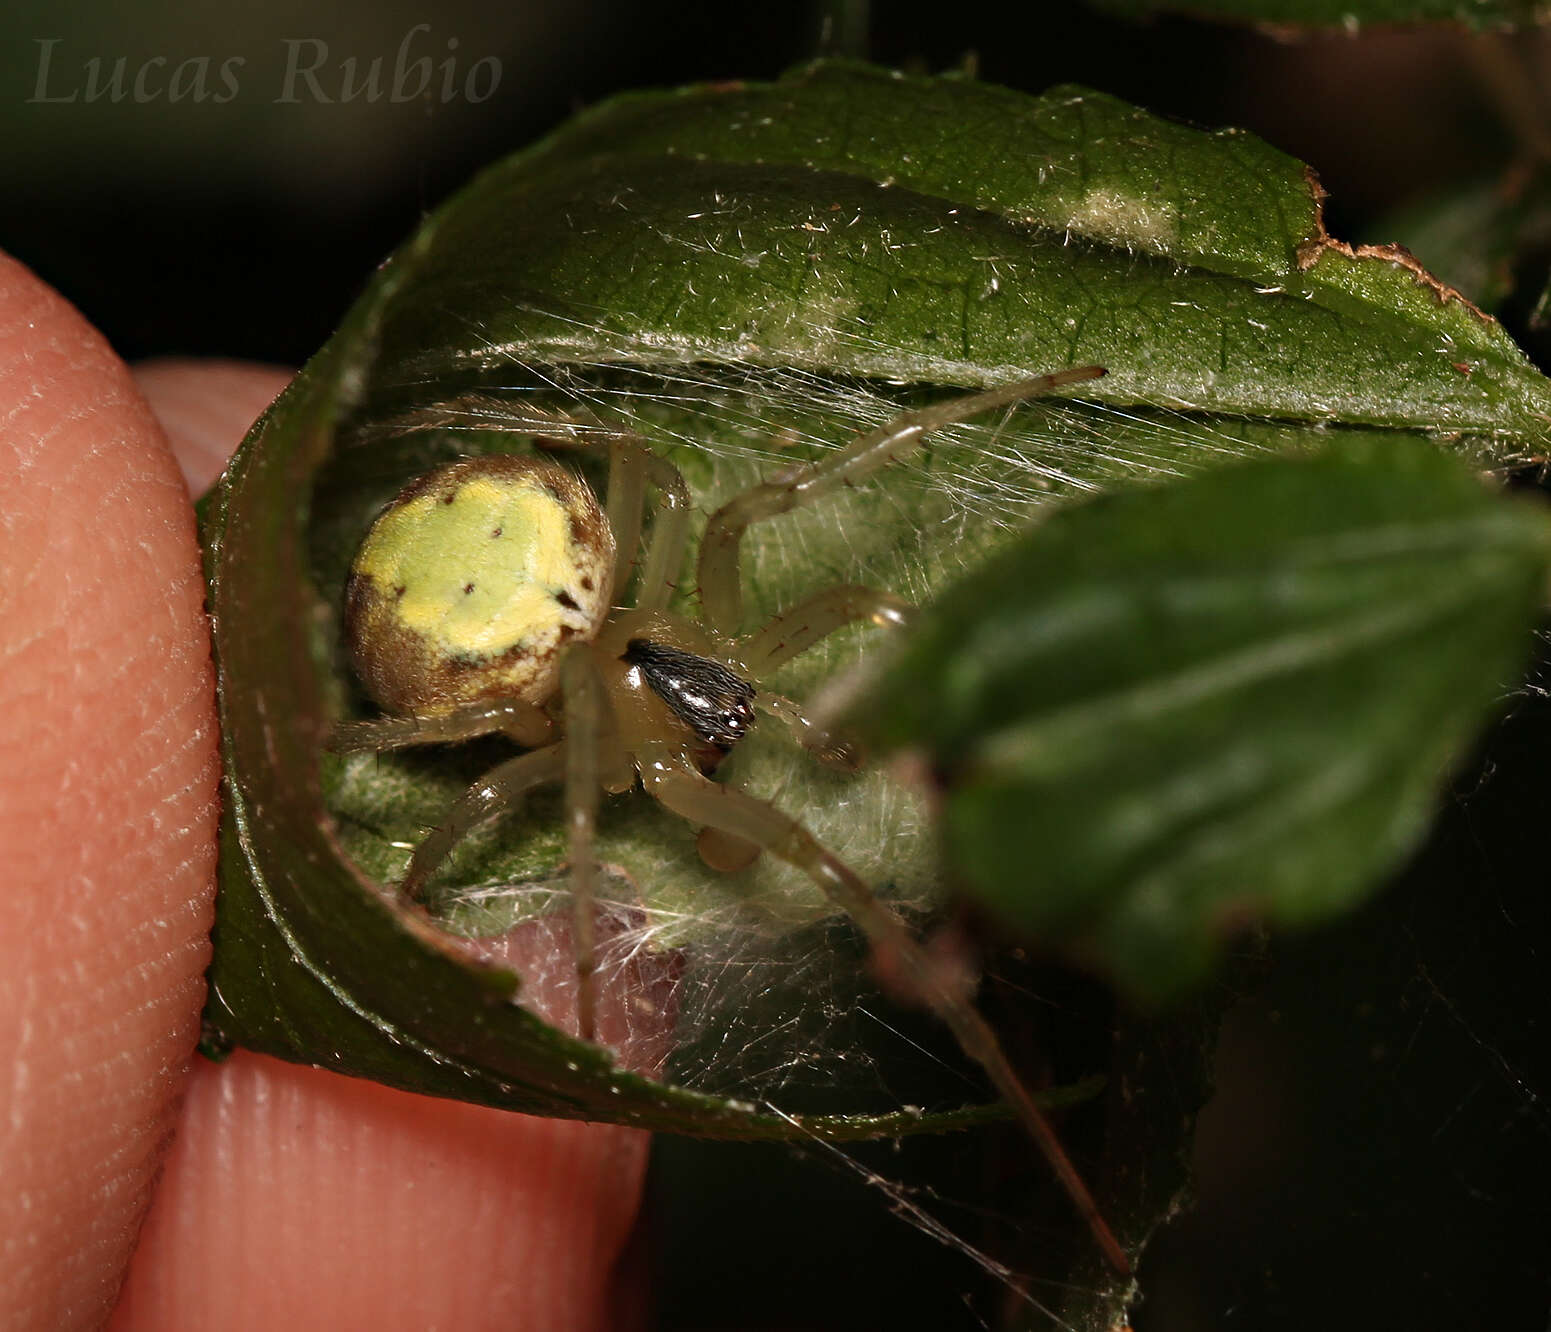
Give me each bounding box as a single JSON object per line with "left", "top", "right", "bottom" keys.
{"left": 28, "top": 25, "right": 501, "bottom": 105}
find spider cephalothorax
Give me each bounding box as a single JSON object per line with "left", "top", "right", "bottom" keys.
{"left": 329, "top": 365, "right": 1129, "bottom": 1274}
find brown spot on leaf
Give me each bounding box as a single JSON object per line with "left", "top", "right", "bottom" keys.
{"left": 1294, "top": 164, "right": 1489, "bottom": 322}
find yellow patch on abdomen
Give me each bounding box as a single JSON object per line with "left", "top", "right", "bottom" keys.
{"left": 345, "top": 454, "right": 615, "bottom": 714}
{"left": 356, "top": 472, "right": 588, "bottom": 659}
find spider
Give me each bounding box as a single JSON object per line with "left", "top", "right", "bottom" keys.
{"left": 328, "top": 363, "right": 1127, "bottom": 1273}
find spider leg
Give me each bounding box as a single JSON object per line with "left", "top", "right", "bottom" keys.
{"left": 634, "top": 453, "right": 692, "bottom": 613}
{"left": 752, "top": 693, "right": 859, "bottom": 772}
{"left": 643, "top": 759, "right": 1131, "bottom": 1277}
{"left": 725, "top": 584, "right": 912, "bottom": 769}
{"left": 602, "top": 433, "right": 647, "bottom": 598}
{"left": 328, "top": 698, "right": 554, "bottom": 754}
{"left": 557, "top": 432, "right": 691, "bottom": 613}
{"left": 559, "top": 644, "right": 626, "bottom": 1044}
{"left": 735, "top": 584, "right": 912, "bottom": 676}
{"left": 400, "top": 744, "right": 566, "bottom": 902}
{"left": 697, "top": 366, "right": 1106, "bottom": 634}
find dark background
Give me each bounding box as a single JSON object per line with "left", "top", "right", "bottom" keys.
{"left": 2, "top": 3, "right": 1510, "bottom": 369}
{"left": 8, "top": 4, "right": 1547, "bottom": 1328}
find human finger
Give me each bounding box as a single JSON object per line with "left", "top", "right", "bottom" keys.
{"left": 0, "top": 253, "right": 220, "bottom": 1331}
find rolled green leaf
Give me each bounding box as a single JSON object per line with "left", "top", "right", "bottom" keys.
{"left": 365, "top": 61, "right": 1551, "bottom": 439}
{"left": 202, "top": 61, "right": 1549, "bottom": 1142}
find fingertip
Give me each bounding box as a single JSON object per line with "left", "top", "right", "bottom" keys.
{"left": 132, "top": 358, "right": 293, "bottom": 496}
{"left": 109, "top": 1053, "right": 652, "bottom": 1332}
{"left": 0, "top": 252, "right": 221, "bottom": 1329}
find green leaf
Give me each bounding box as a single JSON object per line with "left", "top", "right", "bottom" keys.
{"left": 202, "top": 61, "right": 1549, "bottom": 1146}
{"left": 847, "top": 438, "right": 1551, "bottom": 999}
{"left": 367, "top": 62, "right": 1551, "bottom": 439}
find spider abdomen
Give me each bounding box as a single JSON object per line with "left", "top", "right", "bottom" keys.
{"left": 344, "top": 455, "right": 615, "bottom": 715}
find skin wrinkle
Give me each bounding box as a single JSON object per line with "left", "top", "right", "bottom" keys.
{"left": 0, "top": 255, "right": 218, "bottom": 1330}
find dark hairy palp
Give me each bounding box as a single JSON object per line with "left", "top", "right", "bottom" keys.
{"left": 623, "top": 639, "right": 756, "bottom": 751}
